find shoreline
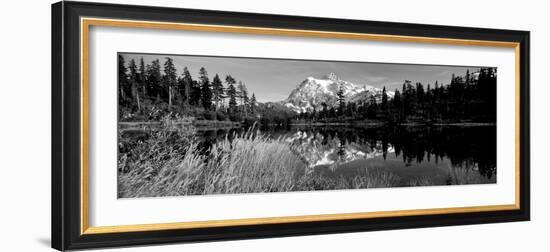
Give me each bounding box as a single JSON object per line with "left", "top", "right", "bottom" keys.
{"left": 119, "top": 119, "right": 496, "bottom": 132}
{"left": 289, "top": 121, "right": 496, "bottom": 127}
{"left": 119, "top": 119, "right": 241, "bottom": 131}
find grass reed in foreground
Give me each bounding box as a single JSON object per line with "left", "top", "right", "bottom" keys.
{"left": 118, "top": 127, "right": 308, "bottom": 197}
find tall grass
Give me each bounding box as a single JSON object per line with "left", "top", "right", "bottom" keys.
{"left": 295, "top": 167, "right": 400, "bottom": 191}
{"left": 118, "top": 127, "right": 308, "bottom": 198}
{"left": 447, "top": 164, "right": 496, "bottom": 185}
{"left": 201, "top": 130, "right": 307, "bottom": 194}
{"left": 406, "top": 176, "right": 437, "bottom": 187}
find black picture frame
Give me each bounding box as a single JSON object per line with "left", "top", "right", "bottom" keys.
{"left": 52, "top": 1, "right": 530, "bottom": 251}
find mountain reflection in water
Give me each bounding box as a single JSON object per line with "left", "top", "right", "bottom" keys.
{"left": 284, "top": 130, "right": 396, "bottom": 170}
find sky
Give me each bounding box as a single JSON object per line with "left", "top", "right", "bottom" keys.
{"left": 120, "top": 52, "right": 484, "bottom": 102}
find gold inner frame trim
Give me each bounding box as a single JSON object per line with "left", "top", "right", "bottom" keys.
{"left": 80, "top": 17, "right": 521, "bottom": 235}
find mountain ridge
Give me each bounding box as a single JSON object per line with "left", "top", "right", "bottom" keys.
{"left": 283, "top": 73, "right": 394, "bottom": 113}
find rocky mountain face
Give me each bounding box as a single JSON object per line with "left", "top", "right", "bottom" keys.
{"left": 284, "top": 73, "right": 394, "bottom": 113}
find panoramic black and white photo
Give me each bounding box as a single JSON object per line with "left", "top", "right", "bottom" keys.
{"left": 117, "top": 53, "right": 497, "bottom": 198}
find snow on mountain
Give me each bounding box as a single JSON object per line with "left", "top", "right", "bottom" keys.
{"left": 284, "top": 73, "right": 394, "bottom": 113}
{"left": 285, "top": 130, "right": 395, "bottom": 171}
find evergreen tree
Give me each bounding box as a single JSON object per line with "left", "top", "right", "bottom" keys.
{"left": 250, "top": 93, "right": 257, "bottom": 116}
{"left": 147, "top": 59, "right": 162, "bottom": 102}
{"left": 236, "top": 81, "right": 248, "bottom": 117}
{"left": 239, "top": 82, "right": 249, "bottom": 117}
{"left": 336, "top": 84, "right": 346, "bottom": 116}
{"left": 402, "top": 80, "right": 413, "bottom": 117}
{"left": 321, "top": 102, "right": 328, "bottom": 119}
{"left": 138, "top": 57, "right": 147, "bottom": 98}
{"left": 128, "top": 59, "right": 140, "bottom": 110}
{"left": 367, "top": 95, "right": 377, "bottom": 119}
{"left": 392, "top": 89, "right": 402, "bottom": 121}
{"left": 118, "top": 55, "right": 129, "bottom": 102}
{"left": 183, "top": 69, "right": 200, "bottom": 107}
{"left": 211, "top": 74, "right": 224, "bottom": 110}
{"left": 227, "top": 85, "right": 237, "bottom": 114}
{"left": 426, "top": 84, "right": 434, "bottom": 120}
{"left": 345, "top": 102, "right": 355, "bottom": 117}
{"left": 478, "top": 67, "right": 497, "bottom": 121}
{"left": 433, "top": 81, "right": 440, "bottom": 104}
{"left": 163, "top": 57, "right": 177, "bottom": 106}
{"left": 416, "top": 82, "right": 425, "bottom": 117}
{"left": 190, "top": 80, "right": 201, "bottom": 106}
{"left": 179, "top": 67, "right": 193, "bottom": 105}
{"left": 199, "top": 67, "right": 212, "bottom": 109}
{"left": 128, "top": 59, "right": 137, "bottom": 83}
{"left": 381, "top": 86, "right": 388, "bottom": 114}
{"left": 416, "top": 82, "right": 424, "bottom": 103}
{"left": 225, "top": 75, "right": 237, "bottom": 113}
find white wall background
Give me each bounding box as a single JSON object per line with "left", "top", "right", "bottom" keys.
{"left": 0, "top": 0, "right": 547, "bottom": 251}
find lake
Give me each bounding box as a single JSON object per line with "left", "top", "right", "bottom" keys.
{"left": 195, "top": 124, "right": 497, "bottom": 187}
{"left": 119, "top": 123, "right": 496, "bottom": 193}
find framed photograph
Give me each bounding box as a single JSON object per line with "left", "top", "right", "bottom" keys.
{"left": 52, "top": 1, "right": 530, "bottom": 250}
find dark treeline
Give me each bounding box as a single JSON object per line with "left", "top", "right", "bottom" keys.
{"left": 298, "top": 68, "right": 497, "bottom": 124}
{"left": 118, "top": 55, "right": 286, "bottom": 124}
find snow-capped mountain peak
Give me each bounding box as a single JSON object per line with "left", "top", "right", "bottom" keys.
{"left": 284, "top": 73, "right": 393, "bottom": 113}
